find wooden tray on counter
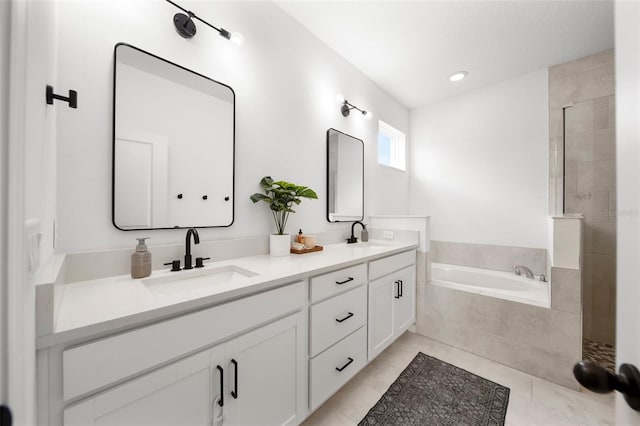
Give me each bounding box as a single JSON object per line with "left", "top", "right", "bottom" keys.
{"left": 290, "top": 245, "right": 324, "bottom": 254}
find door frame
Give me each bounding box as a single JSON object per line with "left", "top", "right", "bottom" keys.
{"left": 615, "top": 0, "right": 640, "bottom": 423}
{"left": 0, "top": 0, "right": 11, "bottom": 408}
{"left": 4, "top": 0, "right": 34, "bottom": 423}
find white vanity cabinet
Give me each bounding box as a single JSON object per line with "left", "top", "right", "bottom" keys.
{"left": 40, "top": 242, "right": 420, "bottom": 426}
{"left": 56, "top": 281, "right": 307, "bottom": 426}
{"left": 64, "top": 312, "right": 304, "bottom": 426}
{"left": 64, "top": 347, "right": 223, "bottom": 426}
{"left": 308, "top": 264, "right": 368, "bottom": 410}
{"left": 223, "top": 313, "right": 304, "bottom": 426}
{"left": 367, "top": 251, "right": 416, "bottom": 361}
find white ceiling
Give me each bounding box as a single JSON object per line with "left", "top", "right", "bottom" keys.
{"left": 274, "top": 0, "right": 614, "bottom": 109}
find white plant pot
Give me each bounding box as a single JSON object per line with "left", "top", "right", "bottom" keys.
{"left": 270, "top": 234, "right": 291, "bottom": 257}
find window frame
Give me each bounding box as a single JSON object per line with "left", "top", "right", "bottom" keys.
{"left": 377, "top": 120, "right": 406, "bottom": 171}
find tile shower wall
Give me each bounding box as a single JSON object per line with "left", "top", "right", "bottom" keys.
{"left": 548, "top": 49, "right": 616, "bottom": 345}
{"left": 431, "top": 240, "right": 547, "bottom": 275}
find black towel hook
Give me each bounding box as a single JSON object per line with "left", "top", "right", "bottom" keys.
{"left": 46, "top": 85, "right": 77, "bottom": 109}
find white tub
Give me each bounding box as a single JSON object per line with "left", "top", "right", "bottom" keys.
{"left": 430, "top": 262, "right": 550, "bottom": 308}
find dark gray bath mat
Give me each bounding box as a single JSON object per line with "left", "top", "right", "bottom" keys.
{"left": 358, "top": 352, "right": 510, "bottom": 426}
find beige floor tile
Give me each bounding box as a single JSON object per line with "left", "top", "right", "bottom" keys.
{"left": 302, "top": 332, "right": 615, "bottom": 426}
{"left": 302, "top": 404, "right": 356, "bottom": 426}
{"left": 325, "top": 378, "right": 381, "bottom": 423}
{"left": 506, "top": 394, "right": 575, "bottom": 426}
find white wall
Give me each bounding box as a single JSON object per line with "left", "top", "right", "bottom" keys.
{"left": 53, "top": 1, "right": 409, "bottom": 252}
{"left": 409, "top": 69, "right": 549, "bottom": 248}
{"left": 614, "top": 0, "right": 640, "bottom": 422}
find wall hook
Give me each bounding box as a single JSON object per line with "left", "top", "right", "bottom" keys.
{"left": 202, "top": 195, "right": 208, "bottom": 200}
{"left": 46, "top": 85, "right": 77, "bottom": 109}
{"left": 224, "top": 196, "right": 230, "bottom": 201}
{"left": 177, "top": 193, "right": 183, "bottom": 199}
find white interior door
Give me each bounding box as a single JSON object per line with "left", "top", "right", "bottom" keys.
{"left": 0, "top": 0, "right": 10, "bottom": 410}
{"left": 614, "top": 1, "right": 640, "bottom": 423}
{"left": 114, "top": 133, "right": 168, "bottom": 229}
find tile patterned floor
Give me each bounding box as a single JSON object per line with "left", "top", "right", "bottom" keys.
{"left": 583, "top": 338, "right": 616, "bottom": 373}
{"left": 302, "top": 332, "right": 615, "bottom": 426}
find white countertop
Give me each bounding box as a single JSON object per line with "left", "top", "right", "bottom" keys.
{"left": 38, "top": 240, "right": 417, "bottom": 349}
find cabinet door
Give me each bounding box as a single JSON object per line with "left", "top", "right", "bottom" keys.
{"left": 394, "top": 266, "right": 416, "bottom": 334}
{"left": 367, "top": 276, "right": 395, "bottom": 361}
{"left": 64, "top": 348, "right": 223, "bottom": 426}
{"left": 224, "top": 312, "right": 305, "bottom": 426}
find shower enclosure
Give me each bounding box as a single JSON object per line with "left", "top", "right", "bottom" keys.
{"left": 550, "top": 50, "right": 616, "bottom": 371}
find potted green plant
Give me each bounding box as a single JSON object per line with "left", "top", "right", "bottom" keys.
{"left": 250, "top": 176, "right": 318, "bottom": 256}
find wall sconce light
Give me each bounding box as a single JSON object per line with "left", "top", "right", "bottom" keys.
{"left": 166, "top": 0, "right": 244, "bottom": 45}
{"left": 336, "top": 93, "right": 371, "bottom": 119}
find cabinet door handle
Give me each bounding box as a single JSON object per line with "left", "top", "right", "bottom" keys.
{"left": 231, "top": 359, "right": 238, "bottom": 399}
{"left": 336, "top": 312, "right": 354, "bottom": 323}
{"left": 335, "top": 277, "right": 354, "bottom": 285}
{"left": 399, "top": 279, "right": 403, "bottom": 297}
{"left": 216, "top": 365, "right": 224, "bottom": 407}
{"left": 336, "top": 357, "right": 354, "bottom": 372}
{"left": 394, "top": 280, "right": 401, "bottom": 299}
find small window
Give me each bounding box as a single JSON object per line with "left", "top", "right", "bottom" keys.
{"left": 378, "top": 120, "right": 406, "bottom": 171}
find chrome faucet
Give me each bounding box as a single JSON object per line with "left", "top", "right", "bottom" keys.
{"left": 184, "top": 228, "right": 200, "bottom": 270}
{"left": 347, "top": 221, "right": 366, "bottom": 244}
{"left": 514, "top": 265, "right": 534, "bottom": 279}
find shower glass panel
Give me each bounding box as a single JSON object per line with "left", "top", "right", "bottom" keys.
{"left": 563, "top": 95, "right": 617, "bottom": 370}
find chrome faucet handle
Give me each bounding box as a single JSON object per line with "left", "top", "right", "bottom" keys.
{"left": 514, "top": 266, "right": 522, "bottom": 276}
{"left": 539, "top": 274, "right": 547, "bottom": 282}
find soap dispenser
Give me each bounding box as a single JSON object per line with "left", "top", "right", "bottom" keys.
{"left": 131, "top": 237, "right": 152, "bottom": 279}
{"left": 361, "top": 225, "right": 369, "bottom": 242}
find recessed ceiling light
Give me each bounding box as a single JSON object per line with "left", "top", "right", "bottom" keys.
{"left": 449, "top": 71, "right": 468, "bottom": 82}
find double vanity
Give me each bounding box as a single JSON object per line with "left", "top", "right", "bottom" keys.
{"left": 32, "top": 38, "right": 420, "bottom": 426}
{"left": 37, "top": 239, "right": 417, "bottom": 426}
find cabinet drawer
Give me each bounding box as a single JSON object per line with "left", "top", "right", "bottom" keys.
{"left": 309, "top": 285, "right": 366, "bottom": 357}
{"left": 309, "top": 326, "right": 367, "bottom": 410}
{"left": 63, "top": 281, "right": 305, "bottom": 401}
{"left": 310, "top": 263, "right": 366, "bottom": 303}
{"left": 369, "top": 250, "right": 416, "bottom": 281}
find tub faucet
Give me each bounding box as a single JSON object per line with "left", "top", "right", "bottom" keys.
{"left": 184, "top": 228, "right": 200, "bottom": 270}
{"left": 514, "top": 265, "right": 534, "bottom": 279}
{"left": 347, "top": 221, "right": 366, "bottom": 244}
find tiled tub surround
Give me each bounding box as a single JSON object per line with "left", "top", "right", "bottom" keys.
{"left": 548, "top": 49, "right": 616, "bottom": 346}
{"left": 430, "top": 240, "right": 547, "bottom": 274}
{"left": 417, "top": 278, "right": 582, "bottom": 389}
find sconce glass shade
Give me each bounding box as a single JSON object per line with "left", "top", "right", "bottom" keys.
{"left": 230, "top": 32, "right": 245, "bottom": 46}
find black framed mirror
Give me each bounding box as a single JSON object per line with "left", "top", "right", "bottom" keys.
{"left": 326, "top": 128, "right": 364, "bottom": 222}
{"left": 112, "top": 43, "right": 235, "bottom": 230}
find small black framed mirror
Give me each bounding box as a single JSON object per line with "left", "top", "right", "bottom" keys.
{"left": 326, "top": 128, "right": 364, "bottom": 222}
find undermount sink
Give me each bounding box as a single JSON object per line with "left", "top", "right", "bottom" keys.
{"left": 143, "top": 265, "right": 258, "bottom": 296}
